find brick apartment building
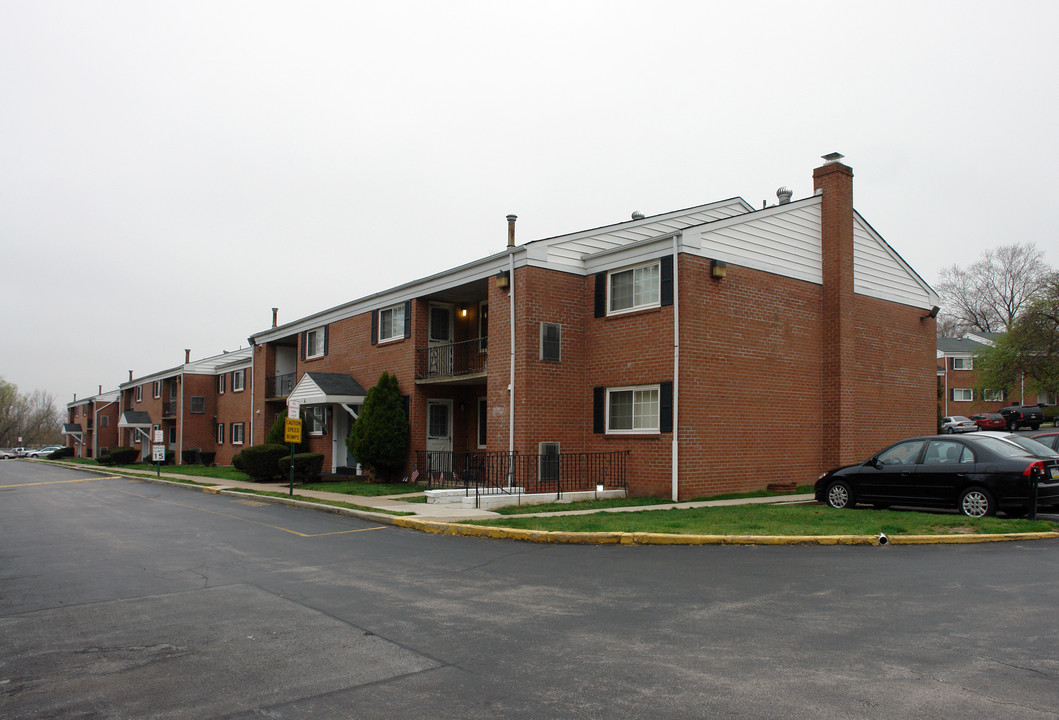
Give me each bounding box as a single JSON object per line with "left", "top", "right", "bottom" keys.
{"left": 63, "top": 388, "right": 120, "bottom": 458}
{"left": 245, "top": 154, "right": 941, "bottom": 499}
{"left": 937, "top": 332, "right": 1057, "bottom": 417}
{"left": 112, "top": 348, "right": 253, "bottom": 465}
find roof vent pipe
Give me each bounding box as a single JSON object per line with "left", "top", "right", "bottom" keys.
{"left": 272, "top": 307, "right": 278, "bottom": 327}
{"left": 507, "top": 214, "right": 517, "bottom": 248}
{"left": 98, "top": 385, "right": 102, "bottom": 395}
{"left": 185, "top": 349, "right": 191, "bottom": 363}
{"left": 631, "top": 211, "right": 645, "bottom": 220}
{"left": 777, "top": 187, "right": 793, "bottom": 204}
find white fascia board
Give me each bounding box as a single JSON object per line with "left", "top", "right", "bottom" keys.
{"left": 183, "top": 347, "right": 253, "bottom": 375}
{"left": 579, "top": 232, "right": 683, "bottom": 275}
{"left": 119, "top": 365, "right": 183, "bottom": 390}
{"left": 852, "top": 210, "right": 940, "bottom": 306}
{"left": 250, "top": 249, "right": 523, "bottom": 345}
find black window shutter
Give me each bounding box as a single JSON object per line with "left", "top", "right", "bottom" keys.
{"left": 300, "top": 331, "right": 306, "bottom": 360}
{"left": 322, "top": 325, "right": 329, "bottom": 357}
{"left": 404, "top": 300, "right": 411, "bottom": 338}
{"left": 593, "top": 387, "right": 605, "bottom": 433}
{"left": 370, "top": 310, "right": 378, "bottom": 345}
{"left": 659, "top": 381, "right": 673, "bottom": 433}
{"left": 401, "top": 395, "right": 410, "bottom": 419}
{"left": 660, "top": 256, "right": 673, "bottom": 307}
{"left": 594, "top": 273, "right": 607, "bottom": 318}
{"left": 950, "top": 389, "right": 955, "bottom": 401}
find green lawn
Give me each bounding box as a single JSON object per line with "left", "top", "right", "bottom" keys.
{"left": 465, "top": 504, "right": 1059, "bottom": 536}
{"left": 299, "top": 480, "right": 423, "bottom": 496}
{"left": 492, "top": 486, "right": 816, "bottom": 515}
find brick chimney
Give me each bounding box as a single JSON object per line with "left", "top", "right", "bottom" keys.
{"left": 814, "top": 153, "right": 856, "bottom": 468}
{"left": 185, "top": 349, "right": 191, "bottom": 363}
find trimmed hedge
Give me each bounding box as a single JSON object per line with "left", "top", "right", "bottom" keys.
{"left": 199, "top": 450, "right": 216, "bottom": 467}
{"left": 48, "top": 447, "right": 75, "bottom": 459}
{"left": 181, "top": 449, "right": 201, "bottom": 465}
{"left": 99, "top": 446, "right": 141, "bottom": 465}
{"left": 1043, "top": 405, "right": 1058, "bottom": 425}
{"left": 232, "top": 444, "right": 288, "bottom": 481}
{"left": 278, "top": 453, "right": 324, "bottom": 483}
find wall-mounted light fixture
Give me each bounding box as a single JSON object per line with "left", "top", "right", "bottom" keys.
{"left": 710, "top": 259, "right": 727, "bottom": 279}
{"left": 921, "top": 305, "right": 940, "bottom": 321}
{"left": 460, "top": 305, "right": 468, "bottom": 318}
{"left": 496, "top": 271, "right": 510, "bottom": 289}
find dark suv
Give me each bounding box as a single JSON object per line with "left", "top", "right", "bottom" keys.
{"left": 999, "top": 405, "right": 1044, "bottom": 431}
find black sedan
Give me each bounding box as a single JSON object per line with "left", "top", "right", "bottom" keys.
{"left": 815, "top": 434, "right": 1059, "bottom": 518}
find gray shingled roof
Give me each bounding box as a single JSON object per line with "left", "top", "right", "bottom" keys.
{"left": 304, "top": 373, "right": 367, "bottom": 397}
{"left": 118, "top": 411, "right": 153, "bottom": 428}
{"left": 937, "top": 337, "right": 987, "bottom": 353}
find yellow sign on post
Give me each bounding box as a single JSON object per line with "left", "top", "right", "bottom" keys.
{"left": 284, "top": 418, "right": 302, "bottom": 443}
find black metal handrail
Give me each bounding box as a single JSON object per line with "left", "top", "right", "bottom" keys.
{"left": 266, "top": 372, "right": 296, "bottom": 398}
{"left": 162, "top": 401, "right": 177, "bottom": 417}
{"left": 415, "top": 450, "right": 627, "bottom": 497}
{"left": 415, "top": 338, "right": 487, "bottom": 380}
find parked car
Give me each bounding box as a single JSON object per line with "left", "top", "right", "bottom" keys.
{"left": 970, "top": 412, "right": 1007, "bottom": 431}
{"left": 0, "top": 449, "right": 16, "bottom": 459}
{"left": 940, "top": 416, "right": 979, "bottom": 433}
{"left": 815, "top": 434, "right": 1059, "bottom": 518}
{"left": 974, "top": 431, "right": 1059, "bottom": 458}
{"left": 1030, "top": 432, "right": 1059, "bottom": 452}
{"left": 13, "top": 446, "right": 28, "bottom": 457}
{"left": 999, "top": 405, "right": 1044, "bottom": 431}
{"left": 27, "top": 445, "right": 63, "bottom": 458}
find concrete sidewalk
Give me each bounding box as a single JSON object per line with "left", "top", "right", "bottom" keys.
{"left": 41, "top": 459, "right": 812, "bottom": 521}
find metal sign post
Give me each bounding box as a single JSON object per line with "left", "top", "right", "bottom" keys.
{"left": 152, "top": 443, "right": 165, "bottom": 477}
{"left": 284, "top": 417, "right": 302, "bottom": 496}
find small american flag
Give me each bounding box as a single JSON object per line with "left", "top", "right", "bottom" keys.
{"left": 452, "top": 469, "right": 460, "bottom": 482}
{"left": 410, "top": 467, "right": 420, "bottom": 483}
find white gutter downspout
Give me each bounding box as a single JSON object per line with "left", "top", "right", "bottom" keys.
{"left": 249, "top": 364, "right": 254, "bottom": 449}
{"left": 508, "top": 248, "right": 516, "bottom": 488}
{"left": 671, "top": 235, "right": 680, "bottom": 502}
{"left": 178, "top": 370, "right": 185, "bottom": 465}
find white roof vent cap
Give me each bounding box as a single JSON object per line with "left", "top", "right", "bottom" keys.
{"left": 631, "top": 210, "right": 644, "bottom": 220}
{"left": 777, "top": 187, "right": 793, "bottom": 204}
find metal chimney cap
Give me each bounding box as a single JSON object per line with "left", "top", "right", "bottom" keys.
{"left": 631, "top": 211, "right": 645, "bottom": 220}
{"left": 506, "top": 214, "right": 518, "bottom": 222}
{"left": 776, "top": 187, "right": 793, "bottom": 204}
{"left": 821, "top": 152, "right": 845, "bottom": 164}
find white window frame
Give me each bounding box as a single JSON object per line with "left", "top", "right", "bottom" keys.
{"left": 540, "top": 322, "right": 561, "bottom": 362}
{"left": 1038, "top": 391, "right": 1058, "bottom": 405}
{"left": 168, "top": 425, "right": 176, "bottom": 444}
{"left": 308, "top": 407, "right": 325, "bottom": 435}
{"left": 952, "top": 388, "right": 974, "bottom": 402}
{"left": 232, "top": 422, "right": 245, "bottom": 445}
{"left": 378, "top": 303, "right": 405, "bottom": 343}
{"left": 217, "top": 423, "right": 225, "bottom": 444}
{"left": 952, "top": 357, "right": 973, "bottom": 370}
{"left": 606, "top": 384, "right": 661, "bottom": 434}
{"left": 983, "top": 389, "right": 1004, "bottom": 403}
{"left": 232, "top": 369, "right": 245, "bottom": 392}
{"left": 218, "top": 374, "right": 225, "bottom": 394}
{"left": 152, "top": 381, "right": 161, "bottom": 398}
{"left": 608, "top": 261, "right": 661, "bottom": 315}
{"left": 305, "top": 327, "right": 325, "bottom": 359}
{"left": 135, "top": 385, "right": 143, "bottom": 403}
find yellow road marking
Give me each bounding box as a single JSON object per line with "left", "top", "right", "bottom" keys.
{"left": 113, "top": 487, "right": 388, "bottom": 537}
{"left": 2, "top": 476, "right": 119, "bottom": 488}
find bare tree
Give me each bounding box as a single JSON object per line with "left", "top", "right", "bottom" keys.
{"left": 935, "top": 243, "right": 1053, "bottom": 337}
{"left": 0, "top": 378, "right": 64, "bottom": 447}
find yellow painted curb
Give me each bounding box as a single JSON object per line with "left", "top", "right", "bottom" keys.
{"left": 392, "top": 520, "right": 1059, "bottom": 546}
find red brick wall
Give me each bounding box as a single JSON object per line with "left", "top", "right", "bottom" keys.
{"left": 214, "top": 368, "right": 253, "bottom": 465}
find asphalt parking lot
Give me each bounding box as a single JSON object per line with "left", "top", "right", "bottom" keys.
{"left": 3, "top": 461, "right": 1059, "bottom": 719}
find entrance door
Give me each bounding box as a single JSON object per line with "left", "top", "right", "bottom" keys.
{"left": 332, "top": 405, "right": 347, "bottom": 473}
{"left": 428, "top": 303, "right": 454, "bottom": 377}
{"left": 426, "top": 399, "right": 453, "bottom": 472}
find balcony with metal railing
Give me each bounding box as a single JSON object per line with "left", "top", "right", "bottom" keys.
{"left": 415, "top": 338, "right": 487, "bottom": 382}
{"left": 266, "top": 372, "right": 296, "bottom": 399}
{"left": 161, "top": 401, "right": 177, "bottom": 418}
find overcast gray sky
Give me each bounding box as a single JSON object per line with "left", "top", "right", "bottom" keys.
{"left": 3, "top": 0, "right": 1057, "bottom": 407}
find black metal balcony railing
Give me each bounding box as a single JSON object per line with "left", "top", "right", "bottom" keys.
{"left": 415, "top": 338, "right": 487, "bottom": 380}
{"left": 266, "top": 372, "right": 296, "bottom": 398}
{"left": 414, "top": 450, "right": 627, "bottom": 499}
{"left": 162, "top": 401, "right": 177, "bottom": 418}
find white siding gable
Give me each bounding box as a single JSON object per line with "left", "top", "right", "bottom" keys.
{"left": 685, "top": 199, "right": 822, "bottom": 284}
{"left": 852, "top": 214, "right": 938, "bottom": 308}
